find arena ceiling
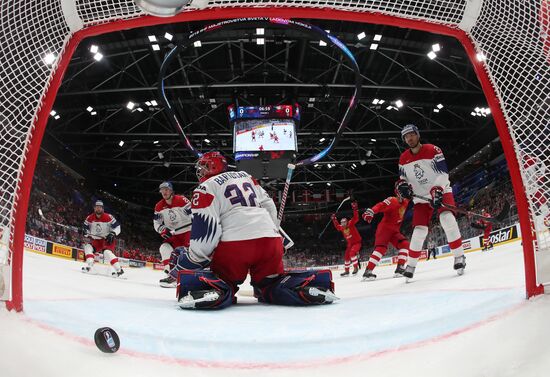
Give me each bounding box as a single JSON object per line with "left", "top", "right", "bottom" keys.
{"left": 42, "top": 18, "right": 498, "bottom": 207}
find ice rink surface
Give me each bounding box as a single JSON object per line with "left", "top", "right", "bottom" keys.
{"left": 1, "top": 240, "right": 550, "bottom": 377}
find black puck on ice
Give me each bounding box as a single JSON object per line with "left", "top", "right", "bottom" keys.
{"left": 94, "top": 327, "right": 120, "bottom": 353}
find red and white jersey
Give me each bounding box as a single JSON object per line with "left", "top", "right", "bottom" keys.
{"left": 372, "top": 196, "right": 410, "bottom": 228}
{"left": 399, "top": 144, "right": 452, "bottom": 204}
{"left": 153, "top": 195, "right": 192, "bottom": 235}
{"left": 331, "top": 208, "right": 362, "bottom": 245}
{"left": 188, "top": 171, "right": 279, "bottom": 262}
{"left": 84, "top": 213, "right": 121, "bottom": 240}
{"left": 479, "top": 211, "right": 492, "bottom": 228}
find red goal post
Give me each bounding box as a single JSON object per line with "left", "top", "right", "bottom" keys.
{"left": 1, "top": 1, "right": 548, "bottom": 312}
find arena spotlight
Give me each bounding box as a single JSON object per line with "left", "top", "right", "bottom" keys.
{"left": 194, "top": 40, "right": 202, "bottom": 47}
{"left": 427, "top": 51, "right": 437, "bottom": 59}
{"left": 373, "top": 34, "right": 382, "bottom": 41}
{"left": 43, "top": 53, "right": 56, "bottom": 65}
{"left": 432, "top": 43, "right": 441, "bottom": 52}
{"left": 90, "top": 45, "right": 99, "bottom": 53}
{"left": 395, "top": 100, "right": 404, "bottom": 108}
{"left": 126, "top": 101, "right": 135, "bottom": 110}
{"left": 118, "top": 140, "right": 125, "bottom": 147}
{"left": 357, "top": 32, "right": 366, "bottom": 40}
{"left": 369, "top": 43, "right": 378, "bottom": 50}
{"left": 164, "top": 32, "right": 173, "bottom": 41}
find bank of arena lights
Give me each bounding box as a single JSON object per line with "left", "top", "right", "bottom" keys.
{"left": 471, "top": 107, "right": 491, "bottom": 117}
{"left": 194, "top": 40, "right": 202, "bottom": 47}
{"left": 164, "top": 32, "right": 173, "bottom": 41}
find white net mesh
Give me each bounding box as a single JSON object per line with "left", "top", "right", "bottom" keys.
{"left": 0, "top": 0, "right": 548, "bottom": 307}
{"left": 470, "top": 0, "right": 550, "bottom": 282}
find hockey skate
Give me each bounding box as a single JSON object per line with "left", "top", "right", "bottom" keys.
{"left": 340, "top": 270, "right": 350, "bottom": 277}
{"left": 362, "top": 269, "right": 377, "bottom": 281}
{"left": 296, "top": 287, "right": 339, "bottom": 304}
{"left": 352, "top": 266, "right": 359, "bottom": 275}
{"left": 81, "top": 266, "right": 92, "bottom": 273}
{"left": 454, "top": 255, "right": 466, "bottom": 276}
{"left": 159, "top": 275, "right": 177, "bottom": 288}
{"left": 178, "top": 290, "right": 220, "bottom": 309}
{"left": 403, "top": 265, "right": 416, "bottom": 282}
{"left": 112, "top": 268, "right": 124, "bottom": 278}
{"left": 394, "top": 265, "right": 406, "bottom": 278}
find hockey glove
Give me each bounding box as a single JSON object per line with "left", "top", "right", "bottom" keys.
{"left": 330, "top": 213, "right": 337, "bottom": 221}
{"left": 396, "top": 179, "right": 413, "bottom": 200}
{"left": 160, "top": 228, "right": 173, "bottom": 240}
{"left": 363, "top": 208, "right": 374, "bottom": 223}
{"left": 429, "top": 186, "right": 444, "bottom": 210}
{"left": 105, "top": 232, "right": 116, "bottom": 244}
{"left": 351, "top": 201, "right": 358, "bottom": 210}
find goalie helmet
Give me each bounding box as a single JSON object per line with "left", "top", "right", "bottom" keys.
{"left": 196, "top": 151, "right": 228, "bottom": 182}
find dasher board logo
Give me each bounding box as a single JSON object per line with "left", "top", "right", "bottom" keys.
{"left": 52, "top": 243, "right": 73, "bottom": 258}
{"left": 462, "top": 240, "right": 472, "bottom": 251}
{"left": 481, "top": 225, "right": 518, "bottom": 246}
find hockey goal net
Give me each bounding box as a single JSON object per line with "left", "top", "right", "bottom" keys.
{"left": 0, "top": 0, "right": 548, "bottom": 311}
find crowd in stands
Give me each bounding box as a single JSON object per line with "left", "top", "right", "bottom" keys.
{"left": 25, "top": 151, "right": 520, "bottom": 269}
{"left": 26, "top": 154, "right": 160, "bottom": 262}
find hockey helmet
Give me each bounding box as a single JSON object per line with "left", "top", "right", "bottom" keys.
{"left": 159, "top": 181, "right": 174, "bottom": 192}
{"left": 196, "top": 151, "right": 228, "bottom": 182}
{"left": 401, "top": 124, "right": 420, "bottom": 142}
{"left": 394, "top": 181, "right": 402, "bottom": 199}
{"left": 94, "top": 200, "right": 104, "bottom": 207}
{"left": 94, "top": 327, "right": 120, "bottom": 353}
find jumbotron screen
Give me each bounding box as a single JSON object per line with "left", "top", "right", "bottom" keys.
{"left": 233, "top": 119, "right": 297, "bottom": 152}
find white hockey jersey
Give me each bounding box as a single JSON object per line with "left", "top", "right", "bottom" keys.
{"left": 153, "top": 195, "right": 192, "bottom": 235}
{"left": 399, "top": 144, "right": 452, "bottom": 204}
{"left": 188, "top": 171, "right": 279, "bottom": 262}
{"left": 84, "top": 213, "right": 121, "bottom": 239}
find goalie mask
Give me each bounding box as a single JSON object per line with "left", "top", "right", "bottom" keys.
{"left": 196, "top": 151, "right": 228, "bottom": 182}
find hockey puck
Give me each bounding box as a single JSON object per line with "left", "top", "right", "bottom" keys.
{"left": 94, "top": 327, "right": 120, "bottom": 353}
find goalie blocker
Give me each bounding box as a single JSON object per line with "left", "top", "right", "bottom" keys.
{"left": 176, "top": 269, "right": 338, "bottom": 310}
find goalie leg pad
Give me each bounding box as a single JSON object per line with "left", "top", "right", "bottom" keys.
{"left": 255, "top": 269, "right": 337, "bottom": 306}
{"left": 177, "top": 270, "right": 233, "bottom": 310}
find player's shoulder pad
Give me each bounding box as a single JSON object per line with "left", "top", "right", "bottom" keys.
{"left": 85, "top": 213, "right": 95, "bottom": 222}
{"left": 383, "top": 197, "right": 396, "bottom": 206}
{"left": 191, "top": 184, "right": 215, "bottom": 209}
{"left": 423, "top": 144, "right": 443, "bottom": 156}
{"left": 172, "top": 195, "right": 190, "bottom": 206}
{"left": 398, "top": 149, "right": 413, "bottom": 164}
{"left": 154, "top": 199, "right": 165, "bottom": 212}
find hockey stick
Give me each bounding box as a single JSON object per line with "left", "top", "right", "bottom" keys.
{"left": 318, "top": 196, "right": 351, "bottom": 239}
{"left": 413, "top": 194, "right": 510, "bottom": 224}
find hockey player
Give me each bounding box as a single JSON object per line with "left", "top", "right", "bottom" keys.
{"left": 154, "top": 182, "right": 192, "bottom": 287}
{"left": 361, "top": 181, "right": 410, "bottom": 280}
{"left": 251, "top": 130, "right": 256, "bottom": 142}
{"left": 471, "top": 209, "right": 493, "bottom": 251}
{"left": 168, "top": 151, "right": 337, "bottom": 309}
{"left": 397, "top": 124, "right": 466, "bottom": 279}
{"left": 82, "top": 200, "right": 123, "bottom": 277}
{"left": 331, "top": 202, "right": 362, "bottom": 276}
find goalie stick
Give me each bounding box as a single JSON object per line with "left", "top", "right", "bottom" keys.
{"left": 318, "top": 196, "right": 351, "bottom": 239}
{"left": 413, "top": 194, "right": 510, "bottom": 224}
